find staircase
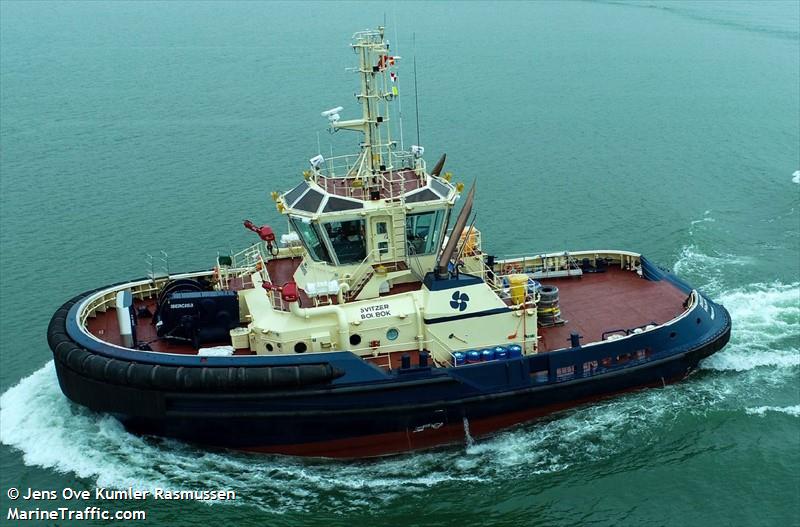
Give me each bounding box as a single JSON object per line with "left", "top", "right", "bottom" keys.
{"left": 347, "top": 267, "right": 374, "bottom": 300}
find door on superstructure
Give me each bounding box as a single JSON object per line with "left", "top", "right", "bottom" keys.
{"left": 370, "top": 216, "right": 392, "bottom": 264}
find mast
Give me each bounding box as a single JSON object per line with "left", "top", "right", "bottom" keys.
{"left": 330, "top": 27, "right": 398, "bottom": 181}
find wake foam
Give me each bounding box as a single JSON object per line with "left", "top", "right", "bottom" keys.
{"left": 672, "top": 241, "right": 798, "bottom": 375}
{"left": 793, "top": 170, "right": 799, "bottom": 184}
{"left": 688, "top": 210, "right": 716, "bottom": 236}
{"left": 745, "top": 405, "right": 800, "bottom": 417}
{"left": 701, "top": 281, "right": 799, "bottom": 372}
{"left": 0, "top": 363, "right": 489, "bottom": 513}
{"left": 673, "top": 244, "right": 754, "bottom": 296}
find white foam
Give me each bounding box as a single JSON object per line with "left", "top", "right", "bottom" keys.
{"left": 672, "top": 244, "right": 755, "bottom": 295}
{"left": 792, "top": 170, "right": 799, "bottom": 184}
{"left": 0, "top": 363, "right": 490, "bottom": 513}
{"left": 704, "top": 349, "right": 800, "bottom": 372}
{"left": 701, "top": 281, "right": 799, "bottom": 372}
{"left": 689, "top": 210, "right": 716, "bottom": 234}
{"left": 674, "top": 245, "right": 753, "bottom": 274}
{"left": 745, "top": 405, "right": 800, "bottom": 417}
{"left": 0, "top": 362, "right": 702, "bottom": 508}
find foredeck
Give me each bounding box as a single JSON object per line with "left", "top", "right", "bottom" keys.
{"left": 537, "top": 267, "right": 689, "bottom": 352}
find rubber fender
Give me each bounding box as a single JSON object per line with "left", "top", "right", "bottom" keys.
{"left": 103, "top": 358, "right": 131, "bottom": 386}
{"left": 126, "top": 362, "right": 155, "bottom": 388}
{"left": 84, "top": 353, "right": 109, "bottom": 381}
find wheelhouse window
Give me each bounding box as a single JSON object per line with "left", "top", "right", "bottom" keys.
{"left": 289, "top": 217, "right": 333, "bottom": 264}
{"left": 406, "top": 210, "right": 444, "bottom": 255}
{"left": 322, "top": 219, "right": 367, "bottom": 264}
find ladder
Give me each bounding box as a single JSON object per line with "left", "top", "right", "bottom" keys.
{"left": 389, "top": 207, "right": 407, "bottom": 261}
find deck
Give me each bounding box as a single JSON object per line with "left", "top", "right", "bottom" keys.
{"left": 317, "top": 169, "right": 424, "bottom": 201}
{"left": 84, "top": 264, "right": 689, "bottom": 364}
{"left": 261, "top": 257, "right": 421, "bottom": 308}
{"left": 537, "top": 267, "right": 689, "bottom": 352}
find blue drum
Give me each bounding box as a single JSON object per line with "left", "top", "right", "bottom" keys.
{"left": 494, "top": 346, "right": 509, "bottom": 359}
{"left": 481, "top": 348, "right": 496, "bottom": 361}
{"left": 453, "top": 352, "right": 466, "bottom": 366}
{"left": 466, "top": 350, "right": 482, "bottom": 363}
{"left": 508, "top": 344, "right": 523, "bottom": 358}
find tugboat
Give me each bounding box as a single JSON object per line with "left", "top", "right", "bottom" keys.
{"left": 48, "top": 27, "right": 731, "bottom": 458}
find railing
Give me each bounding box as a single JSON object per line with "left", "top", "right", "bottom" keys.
{"left": 309, "top": 151, "right": 426, "bottom": 201}
{"left": 79, "top": 281, "right": 161, "bottom": 327}
{"left": 496, "top": 250, "right": 641, "bottom": 275}
{"left": 145, "top": 251, "right": 170, "bottom": 281}
{"left": 314, "top": 152, "right": 364, "bottom": 179}
{"left": 454, "top": 228, "right": 482, "bottom": 258}
{"left": 495, "top": 252, "right": 582, "bottom": 278}
{"left": 230, "top": 243, "right": 269, "bottom": 271}
{"left": 313, "top": 151, "right": 422, "bottom": 179}
{"left": 266, "top": 287, "right": 292, "bottom": 312}
{"left": 225, "top": 243, "right": 270, "bottom": 289}
{"left": 342, "top": 248, "right": 378, "bottom": 299}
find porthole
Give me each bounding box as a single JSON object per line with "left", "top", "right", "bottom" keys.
{"left": 266, "top": 343, "right": 274, "bottom": 352}
{"left": 350, "top": 334, "right": 362, "bottom": 346}
{"left": 386, "top": 328, "right": 399, "bottom": 341}
{"left": 669, "top": 331, "right": 677, "bottom": 339}
{"left": 294, "top": 342, "right": 307, "bottom": 353}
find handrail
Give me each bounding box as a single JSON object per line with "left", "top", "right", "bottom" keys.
{"left": 307, "top": 150, "right": 427, "bottom": 201}
{"left": 343, "top": 248, "right": 378, "bottom": 297}
{"left": 497, "top": 249, "right": 642, "bottom": 263}
{"left": 228, "top": 243, "right": 270, "bottom": 285}
{"left": 313, "top": 150, "right": 420, "bottom": 179}
{"left": 79, "top": 281, "right": 161, "bottom": 326}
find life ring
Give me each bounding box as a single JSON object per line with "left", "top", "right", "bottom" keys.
{"left": 503, "top": 263, "right": 522, "bottom": 275}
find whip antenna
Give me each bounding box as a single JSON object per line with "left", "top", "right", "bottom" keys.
{"left": 393, "top": 7, "right": 405, "bottom": 151}
{"left": 413, "top": 32, "right": 421, "bottom": 146}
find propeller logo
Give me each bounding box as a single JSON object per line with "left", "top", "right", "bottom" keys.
{"left": 450, "top": 291, "right": 470, "bottom": 312}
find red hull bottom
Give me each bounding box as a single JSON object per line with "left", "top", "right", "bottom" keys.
{"left": 242, "top": 374, "right": 685, "bottom": 459}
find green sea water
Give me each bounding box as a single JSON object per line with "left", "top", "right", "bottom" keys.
{"left": 1, "top": 1, "right": 798, "bottom": 525}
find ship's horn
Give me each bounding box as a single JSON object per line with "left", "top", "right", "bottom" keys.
{"left": 436, "top": 180, "right": 476, "bottom": 278}
{"left": 430, "top": 153, "right": 446, "bottom": 178}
